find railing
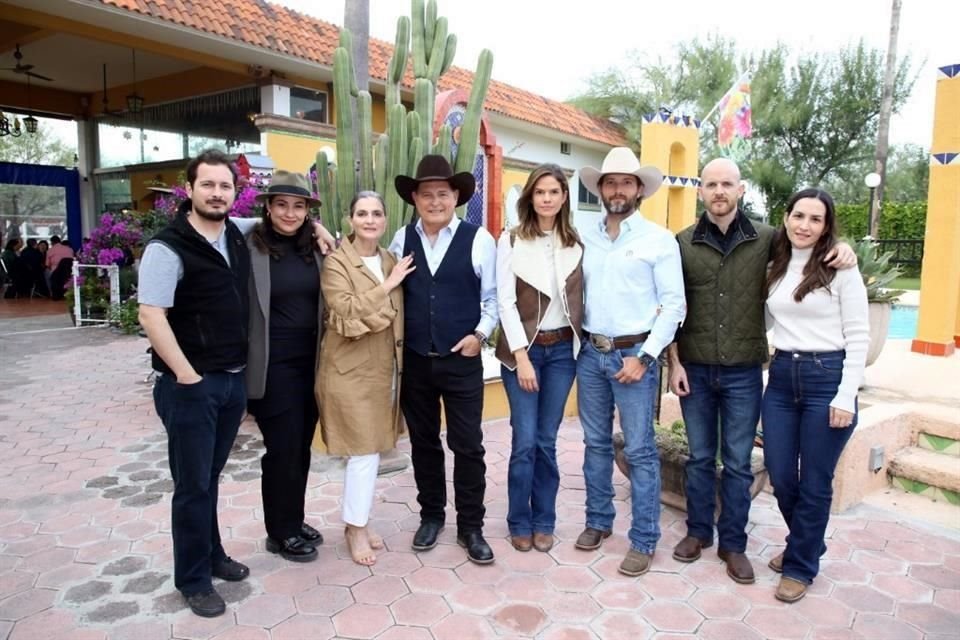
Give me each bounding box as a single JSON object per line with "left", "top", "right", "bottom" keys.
{"left": 875, "top": 239, "right": 923, "bottom": 267}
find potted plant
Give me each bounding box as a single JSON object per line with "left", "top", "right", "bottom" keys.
{"left": 614, "top": 421, "right": 768, "bottom": 514}
{"left": 854, "top": 237, "right": 906, "bottom": 366}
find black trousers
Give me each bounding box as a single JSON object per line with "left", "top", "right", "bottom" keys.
{"left": 400, "top": 349, "right": 486, "bottom": 533}
{"left": 248, "top": 334, "right": 318, "bottom": 541}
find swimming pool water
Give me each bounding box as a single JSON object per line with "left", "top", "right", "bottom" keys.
{"left": 888, "top": 304, "right": 918, "bottom": 339}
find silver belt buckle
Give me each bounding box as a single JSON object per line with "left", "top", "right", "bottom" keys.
{"left": 591, "top": 333, "right": 614, "bottom": 353}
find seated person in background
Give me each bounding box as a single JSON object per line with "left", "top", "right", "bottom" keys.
{"left": 20, "top": 239, "right": 49, "bottom": 297}
{"left": 45, "top": 235, "right": 75, "bottom": 272}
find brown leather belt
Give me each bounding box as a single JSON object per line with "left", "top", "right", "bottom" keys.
{"left": 584, "top": 331, "right": 650, "bottom": 353}
{"left": 532, "top": 326, "right": 574, "bottom": 346}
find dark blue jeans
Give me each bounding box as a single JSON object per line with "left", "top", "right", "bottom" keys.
{"left": 679, "top": 363, "right": 762, "bottom": 553}
{"left": 762, "top": 350, "right": 856, "bottom": 584}
{"left": 501, "top": 340, "right": 577, "bottom": 536}
{"left": 154, "top": 371, "right": 246, "bottom": 596}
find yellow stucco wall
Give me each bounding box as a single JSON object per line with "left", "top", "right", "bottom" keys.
{"left": 913, "top": 68, "right": 960, "bottom": 356}
{"left": 639, "top": 119, "right": 700, "bottom": 231}
{"left": 263, "top": 130, "right": 335, "bottom": 173}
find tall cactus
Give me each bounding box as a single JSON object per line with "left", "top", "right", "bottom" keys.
{"left": 316, "top": 0, "right": 492, "bottom": 244}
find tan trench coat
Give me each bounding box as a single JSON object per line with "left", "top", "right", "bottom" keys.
{"left": 314, "top": 238, "right": 404, "bottom": 456}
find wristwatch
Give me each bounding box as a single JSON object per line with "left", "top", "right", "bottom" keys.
{"left": 474, "top": 331, "right": 488, "bottom": 346}
{"left": 638, "top": 352, "right": 657, "bottom": 369}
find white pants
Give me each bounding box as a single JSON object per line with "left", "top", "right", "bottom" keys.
{"left": 342, "top": 453, "right": 380, "bottom": 527}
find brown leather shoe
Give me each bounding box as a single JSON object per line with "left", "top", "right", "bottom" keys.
{"left": 510, "top": 535, "right": 532, "bottom": 552}
{"left": 776, "top": 576, "right": 808, "bottom": 602}
{"left": 618, "top": 549, "right": 654, "bottom": 576}
{"left": 532, "top": 532, "right": 554, "bottom": 553}
{"left": 672, "top": 535, "right": 712, "bottom": 563}
{"left": 718, "top": 550, "right": 756, "bottom": 584}
{"left": 574, "top": 527, "right": 611, "bottom": 551}
{"left": 768, "top": 551, "right": 784, "bottom": 573}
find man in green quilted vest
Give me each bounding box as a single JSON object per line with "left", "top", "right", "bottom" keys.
{"left": 666, "top": 158, "right": 855, "bottom": 585}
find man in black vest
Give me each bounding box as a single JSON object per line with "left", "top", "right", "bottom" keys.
{"left": 138, "top": 149, "right": 252, "bottom": 617}
{"left": 389, "top": 155, "right": 499, "bottom": 565}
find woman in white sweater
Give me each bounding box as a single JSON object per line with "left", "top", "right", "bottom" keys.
{"left": 762, "top": 188, "right": 869, "bottom": 603}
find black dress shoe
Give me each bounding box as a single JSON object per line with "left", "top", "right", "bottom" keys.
{"left": 266, "top": 536, "right": 318, "bottom": 562}
{"left": 457, "top": 531, "right": 494, "bottom": 564}
{"left": 185, "top": 589, "right": 226, "bottom": 617}
{"left": 211, "top": 556, "right": 249, "bottom": 582}
{"left": 411, "top": 521, "right": 444, "bottom": 551}
{"left": 300, "top": 523, "right": 324, "bottom": 544}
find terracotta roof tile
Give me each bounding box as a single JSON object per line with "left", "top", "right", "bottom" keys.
{"left": 97, "top": 0, "right": 626, "bottom": 146}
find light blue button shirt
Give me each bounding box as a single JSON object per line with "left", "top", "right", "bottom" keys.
{"left": 580, "top": 212, "right": 686, "bottom": 358}
{"left": 388, "top": 216, "right": 499, "bottom": 339}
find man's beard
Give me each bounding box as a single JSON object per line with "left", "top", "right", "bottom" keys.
{"left": 194, "top": 204, "right": 229, "bottom": 221}
{"left": 602, "top": 196, "right": 637, "bottom": 216}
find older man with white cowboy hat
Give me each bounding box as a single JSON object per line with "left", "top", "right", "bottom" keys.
{"left": 573, "top": 147, "right": 686, "bottom": 577}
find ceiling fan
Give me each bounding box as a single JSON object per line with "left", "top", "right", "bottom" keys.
{"left": 2, "top": 44, "right": 54, "bottom": 82}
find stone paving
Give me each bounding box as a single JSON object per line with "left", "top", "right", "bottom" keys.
{"left": 1, "top": 323, "right": 959, "bottom": 640}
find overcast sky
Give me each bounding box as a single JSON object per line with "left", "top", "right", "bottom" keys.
{"left": 282, "top": 0, "right": 959, "bottom": 149}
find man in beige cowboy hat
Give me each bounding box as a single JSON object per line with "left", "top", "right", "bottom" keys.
{"left": 573, "top": 147, "right": 686, "bottom": 577}
{"left": 388, "top": 154, "right": 499, "bottom": 565}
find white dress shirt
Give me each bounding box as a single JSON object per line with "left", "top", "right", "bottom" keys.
{"left": 580, "top": 212, "right": 687, "bottom": 358}
{"left": 388, "top": 216, "right": 499, "bottom": 339}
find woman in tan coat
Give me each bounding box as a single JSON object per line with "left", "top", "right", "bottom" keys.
{"left": 316, "top": 191, "right": 415, "bottom": 565}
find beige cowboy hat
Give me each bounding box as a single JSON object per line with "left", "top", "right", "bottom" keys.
{"left": 395, "top": 154, "right": 476, "bottom": 207}
{"left": 580, "top": 147, "right": 664, "bottom": 199}
{"left": 254, "top": 170, "right": 322, "bottom": 207}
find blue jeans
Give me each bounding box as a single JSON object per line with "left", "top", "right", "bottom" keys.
{"left": 762, "top": 350, "right": 856, "bottom": 584}
{"left": 153, "top": 371, "right": 246, "bottom": 596}
{"left": 679, "top": 363, "right": 762, "bottom": 553}
{"left": 577, "top": 342, "right": 660, "bottom": 554}
{"left": 502, "top": 341, "right": 577, "bottom": 536}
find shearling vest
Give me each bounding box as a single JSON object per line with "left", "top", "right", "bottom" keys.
{"left": 676, "top": 212, "right": 774, "bottom": 366}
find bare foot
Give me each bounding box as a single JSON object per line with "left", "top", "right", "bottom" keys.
{"left": 368, "top": 530, "right": 384, "bottom": 550}
{"left": 345, "top": 526, "right": 376, "bottom": 566}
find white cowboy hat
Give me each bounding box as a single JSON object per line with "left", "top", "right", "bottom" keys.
{"left": 580, "top": 147, "right": 664, "bottom": 199}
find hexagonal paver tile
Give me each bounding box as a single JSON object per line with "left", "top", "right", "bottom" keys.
{"left": 107, "top": 620, "right": 170, "bottom": 640}
{"left": 744, "top": 606, "right": 811, "bottom": 639}
{"left": 351, "top": 574, "right": 409, "bottom": 605}
{"left": 833, "top": 585, "right": 895, "bottom": 614}
{"left": 497, "top": 546, "right": 558, "bottom": 574}
{"left": 235, "top": 593, "right": 296, "bottom": 628}
{"left": 790, "top": 594, "right": 855, "bottom": 628}
{"left": 369, "top": 551, "right": 422, "bottom": 577}
{"left": 896, "top": 602, "right": 960, "bottom": 636}
{"left": 638, "top": 600, "right": 704, "bottom": 634}
{"left": 405, "top": 566, "right": 462, "bottom": 594}
{"left": 331, "top": 603, "right": 393, "bottom": 639}
{"left": 910, "top": 564, "right": 960, "bottom": 589}
{"left": 871, "top": 574, "right": 933, "bottom": 602}
{"left": 639, "top": 572, "right": 697, "bottom": 600}
{"left": 0, "top": 587, "right": 55, "bottom": 620}
{"left": 294, "top": 584, "right": 354, "bottom": 616}
{"left": 542, "top": 592, "right": 602, "bottom": 624}
{"left": 689, "top": 589, "right": 750, "bottom": 620}
{"left": 818, "top": 560, "right": 870, "bottom": 585}
{"left": 270, "top": 614, "right": 335, "bottom": 640}
{"left": 210, "top": 627, "right": 269, "bottom": 640}
{"left": 697, "top": 619, "right": 765, "bottom": 640}
{"left": 589, "top": 611, "right": 655, "bottom": 640}
{"left": 538, "top": 625, "right": 599, "bottom": 640}
{"left": 445, "top": 583, "right": 503, "bottom": 614}
{"left": 0, "top": 572, "right": 36, "bottom": 601}
{"left": 933, "top": 588, "right": 960, "bottom": 609}
{"left": 885, "top": 540, "right": 943, "bottom": 564}
{"left": 546, "top": 565, "right": 600, "bottom": 592}
{"left": 319, "top": 557, "right": 373, "bottom": 587}
{"left": 851, "top": 613, "right": 922, "bottom": 639}
{"left": 390, "top": 592, "right": 450, "bottom": 626}
{"left": 15, "top": 547, "right": 76, "bottom": 574}
{"left": 549, "top": 542, "right": 598, "bottom": 567}
{"left": 431, "top": 612, "right": 498, "bottom": 640}
{"left": 590, "top": 581, "right": 650, "bottom": 610}
{"left": 260, "top": 567, "right": 319, "bottom": 596}
{"left": 492, "top": 602, "right": 548, "bottom": 637}
{"left": 496, "top": 574, "right": 552, "bottom": 604}
{"left": 849, "top": 550, "right": 907, "bottom": 575}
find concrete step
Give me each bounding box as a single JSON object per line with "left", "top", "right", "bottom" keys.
{"left": 918, "top": 431, "right": 960, "bottom": 457}
{"left": 888, "top": 447, "right": 960, "bottom": 506}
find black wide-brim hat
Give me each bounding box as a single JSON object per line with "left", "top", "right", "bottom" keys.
{"left": 395, "top": 154, "right": 476, "bottom": 207}
{"left": 254, "top": 170, "right": 322, "bottom": 208}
